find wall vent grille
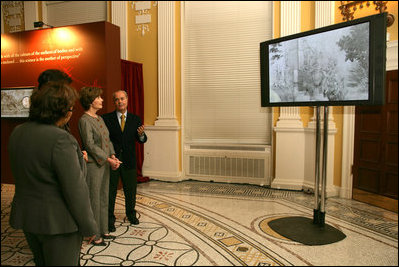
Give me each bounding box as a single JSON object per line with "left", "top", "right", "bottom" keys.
{"left": 184, "top": 144, "right": 271, "bottom": 185}
{"left": 189, "top": 156, "right": 265, "bottom": 178}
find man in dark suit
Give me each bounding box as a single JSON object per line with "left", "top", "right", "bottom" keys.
{"left": 102, "top": 90, "right": 147, "bottom": 232}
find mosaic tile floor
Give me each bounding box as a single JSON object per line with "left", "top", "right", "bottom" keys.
{"left": 1, "top": 180, "right": 398, "bottom": 266}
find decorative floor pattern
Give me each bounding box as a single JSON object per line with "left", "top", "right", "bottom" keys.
{"left": 1, "top": 180, "right": 398, "bottom": 266}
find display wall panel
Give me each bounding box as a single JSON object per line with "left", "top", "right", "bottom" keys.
{"left": 1, "top": 21, "right": 121, "bottom": 184}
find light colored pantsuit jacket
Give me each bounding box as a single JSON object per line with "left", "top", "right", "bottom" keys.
{"left": 79, "top": 113, "right": 115, "bottom": 239}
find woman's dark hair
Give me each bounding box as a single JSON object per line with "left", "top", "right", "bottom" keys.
{"left": 29, "top": 82, "right": 78, "bottom": 124}
{"left": 79, "top": 87, "right": 103, "bottom": 111}
{"left": 38, "top": 69, "right": 72, "bottom": 89}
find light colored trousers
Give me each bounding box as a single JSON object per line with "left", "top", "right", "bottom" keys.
{"left": 86, "top": 162, "right": 110, "bottom": 239}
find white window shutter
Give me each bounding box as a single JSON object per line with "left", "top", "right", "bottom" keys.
{"left": 46, "top": 1, "right": 107, "bottom": 27}
{"left": 183, "top": 1, "right": 273, "bottom": 144}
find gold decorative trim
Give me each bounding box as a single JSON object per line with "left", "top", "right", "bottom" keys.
{"left": 339, "top": 1, "right": 395, "bottom": 26}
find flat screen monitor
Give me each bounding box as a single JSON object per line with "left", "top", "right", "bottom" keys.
{"left": 260, "top": 13, "right": 387, "bottom": 107}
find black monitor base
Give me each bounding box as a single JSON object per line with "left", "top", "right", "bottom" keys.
{"left": 268, "top": 216, "right": 346, "bottom": 246}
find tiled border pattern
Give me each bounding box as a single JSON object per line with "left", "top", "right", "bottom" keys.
{"left": 139, "top": 180, "right": 398, "bottom": 240}
{"left": 136, "top": 193, "right": 289, "bottom": 266}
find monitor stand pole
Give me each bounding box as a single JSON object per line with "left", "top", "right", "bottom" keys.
{"left": 313, "top": 106, "right": 328, "bottom": 226}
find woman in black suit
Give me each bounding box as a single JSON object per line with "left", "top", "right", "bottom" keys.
{"left": 8, "top": 82, "right": 97, "bottom": 266}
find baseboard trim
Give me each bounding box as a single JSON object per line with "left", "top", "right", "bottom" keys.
{"left": 353, "top": 188, "right": 398, "bottom": 213}
{"left": 143, "top": 171, "right": 182, "bottom": 182}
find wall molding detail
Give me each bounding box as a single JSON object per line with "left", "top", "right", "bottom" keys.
{"left": 111, "top": 1, "right": 128, "bottom": 60}
{"left": 156, "top": 1, "right": 178, "bottom": 126}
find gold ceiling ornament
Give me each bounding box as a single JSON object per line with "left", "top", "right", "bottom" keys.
{"left": 339, "top": 1, "right": 395, "bottom": 27}
{"left": 130, "top": 1, "right": 158, "bottom": 36}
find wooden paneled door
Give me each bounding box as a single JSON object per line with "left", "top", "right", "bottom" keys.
{"left": 353, "top": 70, "right": 398, "bottom": 213}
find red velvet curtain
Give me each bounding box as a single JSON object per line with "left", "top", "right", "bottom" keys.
{"left": 121, "top": 59, "right": 149, "bottom": 183}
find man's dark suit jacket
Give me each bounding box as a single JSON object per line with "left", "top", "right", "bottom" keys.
{"left": 8, "top": 122, "right": 97, "bottom": 236}
{"left": 102, "top": 111, "right": 147, "bottom": 169}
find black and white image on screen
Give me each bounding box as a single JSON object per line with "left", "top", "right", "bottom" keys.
{"left": 268, "top": 22, "right": 369, "bottom": 103}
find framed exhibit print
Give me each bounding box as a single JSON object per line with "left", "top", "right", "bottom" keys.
{"left": 1, "top": 86, "right": 35, "bottom": 118}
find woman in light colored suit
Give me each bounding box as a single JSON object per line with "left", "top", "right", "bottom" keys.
{"left": 8, "top": 82, "right": 97, "bottom": 266}
{"left": 78, "top": 86, "right": 121, "bottom": 246}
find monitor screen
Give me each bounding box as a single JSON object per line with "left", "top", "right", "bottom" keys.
{"left": 260, "top": 13, "right": 387, "bottom": 107}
